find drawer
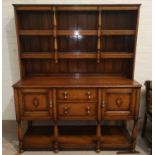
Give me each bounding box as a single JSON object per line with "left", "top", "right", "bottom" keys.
{"left": 56, "top": 88, "right": 97, "bottom": 101}
{"left": 101, "top": 88, "right": 136, "bottom": 119}
{"left": 58, "top": 103, "right": 97, "bottom": 120}
{"left": 20, "top": 89, "right": 53, "bottom": 119}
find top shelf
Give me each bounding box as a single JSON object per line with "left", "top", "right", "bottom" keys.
{"left": 14, "top": 5, "right": 140, "bottom": 11}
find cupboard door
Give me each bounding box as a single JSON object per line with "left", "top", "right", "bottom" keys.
{"left": 101, "top": 88, "right": 136, "bottom": 119}
{"left": 20, "top": 89, "right": 53, "bottom": 119}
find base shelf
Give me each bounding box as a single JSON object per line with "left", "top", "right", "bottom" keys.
{"left": 23, "top": 125, "right": 131, "bottom": 150}
{"left": 23, "top": 126, "right": 54, "bottom": 149}
{"left": 101, "top": 126, "right": 130, "bottom": 149}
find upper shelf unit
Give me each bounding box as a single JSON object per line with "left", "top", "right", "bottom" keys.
{"left": 14, "top": 5, "right": 140, "bottom": 61}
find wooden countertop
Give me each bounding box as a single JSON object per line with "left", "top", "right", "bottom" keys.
{"left": 13, "top": 75, "right": 141, "bottom": 88}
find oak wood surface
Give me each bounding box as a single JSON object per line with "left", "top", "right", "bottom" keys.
{"left": 13, "top": 4, "right": 141, "bottom": 152}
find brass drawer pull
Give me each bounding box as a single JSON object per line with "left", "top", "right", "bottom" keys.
{"left": 87, "top": 91, "right": 91, "bottom": 100}
{"left": 102, "top": 101, "right": 105, "bottom": 108}
{"left": 63, "top": 91, "right": 68, "bottom": 99}
{"left": 64, "top": 106, "right": 69, "bottom": 115}
{"left": 50, "top": 100, "right": 52, "bottom": 108}
{"left": 86, "top": 106, "right": 91, "bottom": 115}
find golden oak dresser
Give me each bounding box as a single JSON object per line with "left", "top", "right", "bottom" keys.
{"left": 13, "top": 4, "right": 141, "bottom": 153}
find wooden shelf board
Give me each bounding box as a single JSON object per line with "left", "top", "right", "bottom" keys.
{"left": 58, "top": 52, "right": 96, "bottom": 59}
{"left": 23, "top": 126, "right": 53, "bottom": 148}
{"left": 18, "top": 30, "right": 136, "bottom": 36}
{"left": 100, "top": 52, "right": 134, "bottom": 58}
{"left": 102, "top": 30, "right": 136, "bottom": 35}
{"left": 101, "top": 126, "right": 130, "bottom": 148}
{"left": 19, "top": 30, "right": 53, "bottom": 36}
{"left": 15, "top": 6, "right": 52, "bottom": 11}
{"left": 56, "top": 5, "right": 139, "bottom": 11}
{"left": 20, "top": 52, "right": 133, "bottom": 59}
{"left": 13, "top": 74, "right": 141, "bottom": 88}
{"left": 57, "top": 30, "right": 98, "bottom": 36}
{"left": 23, "top": 125, "right": 130, "bottom": 149}
{"left": 21, "top": 53, "right": 54, "bottom": 59}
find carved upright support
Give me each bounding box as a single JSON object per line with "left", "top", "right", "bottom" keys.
{"left": 97, "top": 8, "right": 102, "bottom": 63}
{"left": 130, "top": 118, "right": 139, "bottom": 153}
{"left": 53, "top": 7, "right": 58, "bottom": 63}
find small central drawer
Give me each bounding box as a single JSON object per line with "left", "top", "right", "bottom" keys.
{"left": 56, "top": 88, "right": 97, "bottom": 102}
{"left": 58, "top": 103, "right": 97, "bottom": 120}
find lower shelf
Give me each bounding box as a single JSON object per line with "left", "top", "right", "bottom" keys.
{"left": 23, "top": 126, "right": 54, "bottom": 149}
{"left": 22, "top": 125, "right": 131, "bottom": 150}
{"left": 101, "top": 126, "right": 130, "bottom": 149}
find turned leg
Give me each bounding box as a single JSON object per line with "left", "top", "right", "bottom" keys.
{"left": 54, "top": 124, "right": 59, "bottom": 153}
{"left": 96, "top": 123, "right": 101, "bottom": 153}
{"left": 117, "top": 118, "right": 140, "bottom": 154}
{"left": 17, "top": 120, "right": 23, "bottom": 153}
{"left": 141, "top": 113, "right": 147, "bottom": 137}
{"left": 130, "top": 118, "right": 139, "bottom": 153}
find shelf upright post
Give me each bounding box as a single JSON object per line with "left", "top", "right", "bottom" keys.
{"left": 97, "top": 7, "right": 102, "bottom": 63}
{"left": 53, "top": 6, "right": 58, "bottom": 63}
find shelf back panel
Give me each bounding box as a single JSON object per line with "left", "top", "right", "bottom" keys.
{"left": 17, "top": 11, "right": 53, "bottom": 30}
{"left": 101, "top": 36, "right": 135, "bottom": 52}
{"left": 20, "top": 36, "right": 54, "bottom": 53}
{"left": 101, "top": 10, "right": 138, "bottom": 30}
{"left": 58, "top": 36, "right": 98, "bottom": 52}
{"left": 57, "top": 11, "right": 98, "bottom": 30}
{"left": 23, "top": 59, "right": 133, "bottom": 78}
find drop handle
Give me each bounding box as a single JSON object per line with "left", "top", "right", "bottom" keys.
{"left": 64, "top": 106, "right": 69, "bottom": 115}
{"left": 49, "top": 100, "right": 52, "bottom": 108}
{"left": 86, "top": 107, "right": 91, "bottom": 115}
{"left": 63, "top": 91, "right": 68, "bottom": 99}
{"left": 102, "top": 101, "right": 105, "bottom": 108}
{"left": 87, "top": 91, "right": 91, "bottom": 100}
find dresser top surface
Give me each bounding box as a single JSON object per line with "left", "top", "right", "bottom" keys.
{"left": 13, "top": 75, "right": 141, "bottom": 88}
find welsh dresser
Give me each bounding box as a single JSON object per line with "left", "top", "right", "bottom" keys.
{"left": 13, "top": 4, "right": 141, "bottom": 153}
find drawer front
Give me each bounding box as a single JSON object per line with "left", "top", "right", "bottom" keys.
{"left": 58, "top": 103, "right": 97, "bottom": 120}
{"left": 20, "top": 89, "right": 52, "bottom": 119}
{"left": 101, "top": 88, "right": 136, "bottom": 119}
{"left": 56, "top": 88, "right": 97, "bottom": 101}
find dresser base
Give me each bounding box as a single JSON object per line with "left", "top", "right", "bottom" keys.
{"left": 22, "top": 125, "right": 132, "bottom": 151}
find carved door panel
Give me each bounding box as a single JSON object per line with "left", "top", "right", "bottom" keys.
{"left": 20, "top": 89, "right": 53, "bottom": 119}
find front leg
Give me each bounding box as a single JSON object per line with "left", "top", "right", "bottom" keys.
{"left": 17, "top": 120, "right": 23, "bottom": 153}
{"left": 130, "top": 118, "right": 139, "bottom": 153}
{"left": 117, "top": 118, "right": 140, "bottom": 154}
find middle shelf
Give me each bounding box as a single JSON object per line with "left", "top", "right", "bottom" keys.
{"left": 20, "top": 52, "right": 134, "bottom": 59}
{"left": 19, "top": 29, "right": 136, "bottom": 36}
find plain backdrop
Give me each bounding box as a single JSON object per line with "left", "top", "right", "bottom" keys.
{"left": 2, "top": 0, "right": 152, "bottom": 121}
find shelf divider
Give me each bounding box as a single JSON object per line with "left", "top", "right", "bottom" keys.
{"left": 53, "top": 6, "right": 58, "bottom": 63}
{"left": 97, "top": 8, "right": 102, "bottom": 63}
